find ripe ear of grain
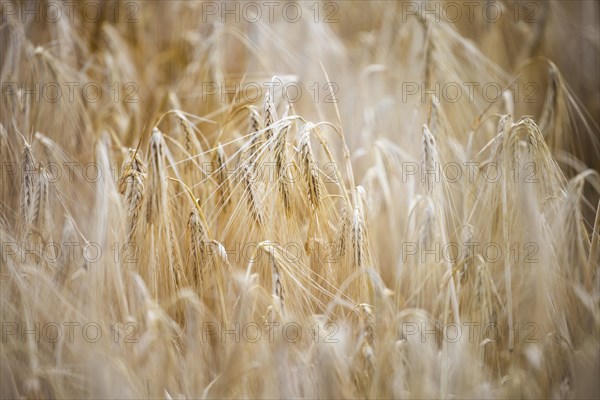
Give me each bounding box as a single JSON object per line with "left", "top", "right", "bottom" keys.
{"left": 274, "top": 124, "right": 292, "bottom": 216}
{"left": 146, "top": 128, "right": 167, "bottom": 225}
{"left": 242, "top": 163, "right": 264, "bottom": 226}
{"left": 300, "top": 131, "right": 321, "bottom": 211}
{"left": 119, "top": 149, "right": 146, "bottom": 243}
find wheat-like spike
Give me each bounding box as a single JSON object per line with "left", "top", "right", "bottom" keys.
{"left": 119, "top": 149, "right": 146, "bottom": 242}
{"left": 423, "top": 19, "right": 434, "bottom": 89}
{"left": 475, "top": 257, "right": 497, "bottom": 327}
{"left": 243, "top": 163, "right": 263, "bottom": 226}
{"left": 274, "top": 124, "right": 292, "bottom": 216}
{"left": 188, "top": 207, "right": 207, "bottom": 288}
{"left": 334, "top": 204, "right": 350, "bottom": 259}
{"left": 354, "top": 303, "right": 375, "bottom": 396}
{"left": 265, "top": 245, "right": 285, "bottom": 316}
{"left": 300, "top": 131, "right": 321, "bottom": 210}
{"left": 21, "top": 143, "right": 36, "bottom": 225}
{"left": 31, "top": 166, "right": 49, "bottom": 233}
{"left": 263, "top": 87, "right": 277, "bottom": 141}
{"left": 178, "top": 116, "right": 202, "bottom": 175}
{"left": 248, "top": 107, "right": 263, "bottom": 157}
{"left": 422, "top": 124, "right": 437, "bottom": 194}
{"left": 214, "top": 142, "right": 230, "bottom": 208}
{"left": 168, "top": 221, "right": 183, "bottom": 288}
{"left": 351, "top": 206, "right": 365, "bottom": 270}
{"left": 146, "top": 128, "right": 167, "bottom": 224}
{"left": 178, "top": 116, "right": 194, "bottom": 156}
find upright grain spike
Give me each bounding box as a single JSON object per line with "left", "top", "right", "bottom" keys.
{"left": 188, "top": 207, "right": 208, "bottom": 289}
{"left": 119, "top": 149, "right": 146, "bottom": 243}
{"left": 422, "top": 124, "right": 437, "bottom": 194}
{"left": 242, "top": 163, "right": 263, "bottom": 226}
{"left": 248, "top": 107, "right": 263, "bottom": 157}
{"left": 214, "top": 142, "right": 230, "bottom": 209}
{"left": 352, "top": 206, "right": 366, "bottom": 270}
{"left": 146, "top": 128, "right": 167, "bottom": 224}
{"left": 31, "top": 166, "right": 49, "bottom": 235}
{"left": 263, "top": 85, "right": 277, "bottom": 141}
{"left": 274, "top": 123, "right": 292, "bottom": 216}
{"left": 354, "top": 304, "right": 375, "bottom": 396}
{"left": 334, "top": 203, "right": 350, "bottom": 258}
{"left": 168, "top": 221, "right": 184, "bottom": 288}
{"left": 21, "top": 143, "right": 36, "bottom": 226}
{"left": 265, "top": 244, "right": 285, "bottom": 317}
{"left": 300, "top": 130, "right": 321, "bottom": 210}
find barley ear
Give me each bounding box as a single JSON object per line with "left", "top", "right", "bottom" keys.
{"left": 119, "top": 149, "right": 146, "bottom": 243}
{"left": 21, "top": 143, "right": 36, "bottom": 226}
{"left": 300, "top": 131, "right": 321, "bottom": 210}
{"left": 263, "top": 85, "right": 278, "bottom": 141}
{"left": 242, "top": 163, "right": 264, "bottom": 226}
{"left": 275, "top": 124, "right": 292, "bottom": 216}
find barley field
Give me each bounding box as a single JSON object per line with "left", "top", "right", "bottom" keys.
{"left": 1, "top": 1, "right": 599, "bottom": 399}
